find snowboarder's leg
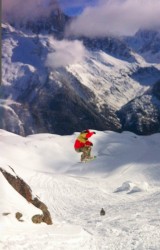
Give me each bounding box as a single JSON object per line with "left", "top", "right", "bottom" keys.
{"left": 81, "top": 146, "right": 92, "bottom": 161}
{"left": 76, "top": 147, "right": 93, "bottom": 162}
{"left": 85, "top": 146, "right": 91, "bottom": 158}
{"left": 75, "top": 148, "right": 86, "bottom": 162}
{"left": 80, "top": 148, "right": 86, "bottom": 162}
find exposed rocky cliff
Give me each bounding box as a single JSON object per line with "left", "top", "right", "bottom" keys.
{"left": 0, "top": 166, "right": 52, "bottom": 224}
{"left": 125, "top": 29, "right": 160, "bottom": 63}
{"left": 118, "top": 80, "right": 160, "bottom": 135}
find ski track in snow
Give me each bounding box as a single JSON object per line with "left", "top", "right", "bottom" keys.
{"left": 27, "top": 172, "right": 160, "bottom": 250}
{"left": 1, "top": 130, "right": 160, "bottom": 249}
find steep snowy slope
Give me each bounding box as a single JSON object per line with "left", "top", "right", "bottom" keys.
{"left": 125, "top": 29, "right": 160, "bottom": 63}
{"left": 119, "top": 80, "right": 160, "bottom": 135}
{"left": 0, "top": 129, "right": 160, "bottom": 250}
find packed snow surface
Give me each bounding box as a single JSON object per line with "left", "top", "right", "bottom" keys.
{"left": 0, "top": 129, "right": 160, "bottom": 250}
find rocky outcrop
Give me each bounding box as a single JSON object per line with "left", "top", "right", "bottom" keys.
{"left": 9, "top": 9, "right": 70, "bottom": 38}
{"left": 0, "top": 167, "right": 53, "bottom": 225}
{"left": 82, "top": 36, "right": 136, "bottom": 62}
{"left": 0, "top": 73, "right": 122, "bottom": 136}
{"left": 0, "top": 105, "right": 25, "bottom": 136}
{"left": 0, "top": 167, "right": 32, "bottom": 202}
{"left": 125, "top": 29, "right": 160, "bottom": 63}
{"left": 15, "top": 212, "right": 23, "bottom": 222}
{"left": 32, "top": 214, "right": 44, "bottom": 224}
{"left": 118, "top": 81, "right": 160, "bottom": 135}
{"left": 32, "top": 197, "right": 52, "bottom": 225}
{"left": 27, "top": 77, "right": 121, "bottom": 135}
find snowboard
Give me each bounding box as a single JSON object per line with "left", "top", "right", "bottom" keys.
{"left": 80, "top": 156, "right": 96, "bottom": 163}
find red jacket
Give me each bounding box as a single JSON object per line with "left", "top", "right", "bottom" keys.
{"left": 74, "top": 130, "right": 95, "bottom": 149}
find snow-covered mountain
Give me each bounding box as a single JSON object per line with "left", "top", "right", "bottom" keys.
{"left": 125, "top": 28, "right": 160, "bottom": 63}
{"left": 1, "top": 129, "right": 160, "bottom": 249}
{"left": 118, "top": 80, "right": 160, "bottom": 135}
{"left": 1, "top": 19, "right": 160, "bottom": 136}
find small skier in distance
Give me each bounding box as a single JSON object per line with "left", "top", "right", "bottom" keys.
{"left": 74, "top": 129, "right": 96, "bottom": 162}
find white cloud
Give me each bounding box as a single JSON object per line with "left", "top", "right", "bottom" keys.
{"left": 2, "top": 0, "right": 59, "bottom": 22}
{"left": 45, "top": 38, "right": 87, "bottom": 68}
{"left": 66, "top": 0, "right": 160, "bottom": 37}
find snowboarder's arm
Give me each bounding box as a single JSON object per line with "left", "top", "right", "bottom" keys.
{"left": 86, "top": 131, "right": 95, "bottom": 138}
{"left": 85, "top": 141, "right": 93, "bottom": 146}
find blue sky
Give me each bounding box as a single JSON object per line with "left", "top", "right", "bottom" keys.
{"left": 58, "top": 0, "right": 99, "bottom": 16}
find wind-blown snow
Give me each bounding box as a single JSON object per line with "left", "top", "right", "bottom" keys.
{"left": 0, "top": 129, "right": 160, "bottom": 249}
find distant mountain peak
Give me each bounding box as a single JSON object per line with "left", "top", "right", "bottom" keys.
{"left": 1, "top": 21, "right": 160, "bottom": 136}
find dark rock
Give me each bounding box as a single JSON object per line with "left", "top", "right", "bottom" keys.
{"left": 100, "top": 208, "right": 105, "bottom": 216}
{"left": 0, "top": 167, "right": 32, "bottom": 202}
{"left": 32, "top": 197, "right": 52, "bottom": 225}
{"left": 0, "top": 167, "right": 53, "bottom": 225}
{"left": 82, "top": 37, "right": 135, "bottom": 62}
{"left": 2, "top": 212, "right": 10, "bottom": 216}
{"left": 32, "top": 214, "right": 43, "bottom": 224}
{"left": 15, "top": 212, "right": 23, "bottom": 222}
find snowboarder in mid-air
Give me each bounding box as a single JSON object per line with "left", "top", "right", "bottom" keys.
{"left": 74, "top": 130, "right": 96, "bottom": 162}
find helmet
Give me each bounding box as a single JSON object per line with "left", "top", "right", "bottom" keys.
{"left": 81, "top": 129, "right": 89, "bottom": 134}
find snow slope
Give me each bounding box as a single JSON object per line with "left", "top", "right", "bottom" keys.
{"left": 0, "top": 129, "right": 160, "bottom": 249}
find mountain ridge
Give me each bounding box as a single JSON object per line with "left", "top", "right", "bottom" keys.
{"left": 1, "top": 21, "right": 160, "bottom": 135}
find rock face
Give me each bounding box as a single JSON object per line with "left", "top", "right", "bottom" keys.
{"left": 82, "top": 36, "right": 135, "bottom": 62}
{"left": 118, "top": 81, "right": 160, "bottom": 135}
{"left": 17, "top": 11, "right": 70, "bottom": 39}
{"left": 0, "top": 167, "right": 33, "bottom": 202}
{"left": 0, "top": 82, "right": 121, "bottom": 136}
{"left": 32, "top": 197, "right": 52, "bottom": 225}
{"left": 0, "top": 167, "right": 53, "bottom": 225}
{"left": 125, "top": 29, "right": 160, "bottom": 63}
{"left": 7, "top": 1, "right": 70, "bottom": 37}
{"left": 0, "top": 105, "right": 25, "bottom": 136}
{"left": 24, "top": 76, "right": 121, "bottom": 135}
